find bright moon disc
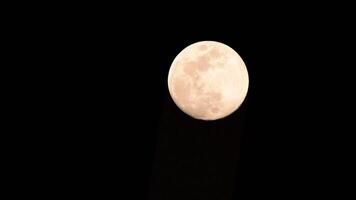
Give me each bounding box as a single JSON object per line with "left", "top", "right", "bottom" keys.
{"left": 167, "top": 41, "right": 249, "bottom": 120}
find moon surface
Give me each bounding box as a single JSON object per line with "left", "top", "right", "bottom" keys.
{"left": 167, "top": 41, "right": 249, "bottom": 120}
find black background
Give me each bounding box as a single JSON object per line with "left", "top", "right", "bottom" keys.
{"left": 29, "top": 6, "right": 352, "bottom": 199}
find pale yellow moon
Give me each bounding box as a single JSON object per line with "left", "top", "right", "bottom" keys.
{"left": 167, "top": 41, "right": 249, "bottom": 120}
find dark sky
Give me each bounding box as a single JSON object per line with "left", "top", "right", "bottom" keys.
{"left": 53, "top": 8, "right": 351, "bottom": 199}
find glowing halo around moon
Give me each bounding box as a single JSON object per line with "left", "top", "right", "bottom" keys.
{"left": 167, "top": 41, "right": 249, "bottom": 120}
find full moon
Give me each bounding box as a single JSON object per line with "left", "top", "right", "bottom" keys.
{"left": 167, "top": 41, "right": 249, "bottom": 120}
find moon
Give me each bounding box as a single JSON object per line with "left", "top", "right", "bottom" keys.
{"left": 167, "top": 41, "right": 249, "bottom": 120}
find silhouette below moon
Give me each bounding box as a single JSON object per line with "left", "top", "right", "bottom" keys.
{"left": 168, "top": 41, "right": 249, "bottom": 120}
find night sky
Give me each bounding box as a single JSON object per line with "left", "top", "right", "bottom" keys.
{"left": 51, "top": 7, "right": 350, "bottom": 199}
